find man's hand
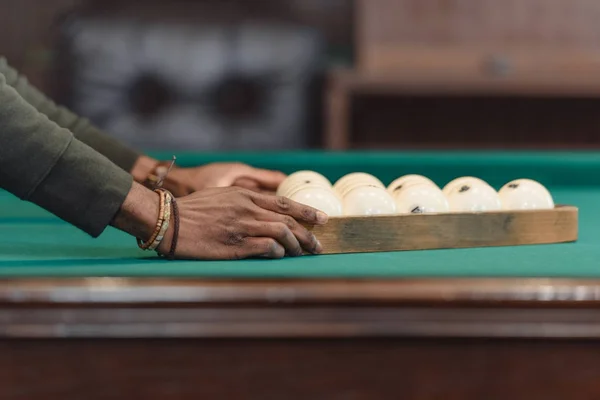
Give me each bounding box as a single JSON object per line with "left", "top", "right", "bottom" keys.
{"left": 112, "top": 182, "right": 328, "bottom": 260}
{"left": 131, "top": 156, "right": 286, "bottom": 196}
{"left": 168, "top": 162, "right": 286, "bottom": 196}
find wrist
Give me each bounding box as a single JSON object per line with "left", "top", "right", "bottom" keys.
{"left": 111, "top": 182, "right": 160, "bottom": 242}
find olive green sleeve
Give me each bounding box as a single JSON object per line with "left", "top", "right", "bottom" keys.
{"left": 0, "top": 57, "right": 141, "bottom": 172}
{"left": 0, "top": 70, "right": 133, "bottom": 237}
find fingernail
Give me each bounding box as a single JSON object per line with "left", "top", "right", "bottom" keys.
{"left": 315, "top": 239, "right": 323, "bottom": 253}
{"left": 316, "top": 211, "right": 328, "bottom": 224}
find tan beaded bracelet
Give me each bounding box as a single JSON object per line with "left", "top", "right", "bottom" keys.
{"left": 148, "top": 191, "right": 172, "bottom": 251}
{"left": 137, "top": 189, "right": 172, "bottom": 251}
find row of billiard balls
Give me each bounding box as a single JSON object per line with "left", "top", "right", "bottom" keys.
{"left": 276, "top": 171, "right": 555, "bottom": 217}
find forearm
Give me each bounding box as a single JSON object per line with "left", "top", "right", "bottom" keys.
{"left": 0, "top": 71, "right": 132, "bottom": 237}
{"left": 0, "top": 57, "right": 141, "bottom": 172}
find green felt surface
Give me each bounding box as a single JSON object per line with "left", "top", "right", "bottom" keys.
{"left": 0, "top": 151, "right": 598, "bottom": 278}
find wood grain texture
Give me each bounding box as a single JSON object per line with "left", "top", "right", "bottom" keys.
{"left": 357, "top": 0, "right": 600, "bottom": 46}
{"left": 6, "top": 306, "right": 600, "bottom": 339}
{"left": 5, "top": 339, "right": 600, "bottom": 400}
{"left": 356, "top": 0, "right": 600, "bottom": 73}
{"left": 360, "top": 46, "right": 600, "bottom": 78}
{"left": 5, "top": 284, "right": 600, "bottom": 399}
{"left": 329, "top": 68, "right": 600, "bottom": 97}
{"left": 306, "top": 206, "right": 577, "bottom": 254}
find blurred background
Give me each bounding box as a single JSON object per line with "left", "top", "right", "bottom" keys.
{"left": 4, "top": 0, "right": 600, "bottom": 152}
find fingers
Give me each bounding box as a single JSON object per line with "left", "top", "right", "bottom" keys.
{"left": 257, "top": 222, "right": 303, "bottom": 256}
{"left": 219, "top": 165, "right": 285, "bottom": 190}
{"left": 230, "top": 169, "right": 285, "bottom": 192}
{"left": 215, "top": 165, "right": 257, "bottom": 187}
{"left": 246, "top": 168, "right": 286, "bottom": 190}
{"left": 237, "top": 238, "right": 286, "bottom": 259}
{"left": 252, "top": 212, "right": 322, "bottom": 254}
{"left": 250, "top": 218, "right": 323, "bottom": 256}
{"left": 172, "top": 187, "right": 324, "bottom": 261}
{"left": 227, "top": 190, "right": 323, "bottom": 257}
{"left": 233, "top": 177, "right": 259, "bottom": 187}
{"left": 233, "top": 177, "right": 262, "bottom": 192}
{"left": 251, "top": 194, "right": 329, "bottom": 225}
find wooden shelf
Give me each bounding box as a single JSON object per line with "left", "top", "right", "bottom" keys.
{"left": 330, "top": 69, "right": 600, "bottom": 98}
{"left": 349, "top": 143, "right": 600, "bottom": 151}
{"left": 324, "top": 68, "right": 600, "bottom": 150}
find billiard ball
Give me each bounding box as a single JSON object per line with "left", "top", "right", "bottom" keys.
{"left": 343, "top": 186, "right": 397, "bottom": 216}
{"left": 446, "top": 181, "right": 502, "bottom": 212}
{"left": 287, "top": 185, "right": 343, "bottom": 217}
{"left": 443, "top": 176, "right": 491, "bottom": 196}
{"left": 277, "top": 171, "right": 331, "bottom": 197}
{"left": 498, "top": 179, "right": 554, "bottom": 210}
{"left": 387, "top": 174, "right": 437, "bottom": 194}
{"left": 279, "top": 180, "right": 332, "bottom": 199}
{"left": 333, "top": 173, "right": 384, "bottom": 197}
{"left": 393, "top": 182, "right": 450, "bottom": 214}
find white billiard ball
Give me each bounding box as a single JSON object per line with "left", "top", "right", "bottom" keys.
{"left": 498, "top": 179, "right": 554, "bottom": 210}
{"left": 446, "top": 181, "right": 502, "bottom": 212}
{"left": 337, "top": 181, "right": 384, "bottom": 198}
{"left": 393, "top": 182, "right": 450, "bottom": 214}
{"left": 333, "top": 173, "right": 384, "bottom": 196}
{"left": 277, "top": 171, "right": 331, "bottom": 197}
{"left": 288, "top": 186, "right": 343, "bottom": 217}
{"left": 343, "top": 186, "right": 397, "bottom": 216}
{"left": 442, "top": 176, "right": 491, "bottom": 196}
{"left": 387, "top": 174, "right": 437, "bottom": 195}
{"left": 279, "top": 179, "right": 334, "bottom": 199}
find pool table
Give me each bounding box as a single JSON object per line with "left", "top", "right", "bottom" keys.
{"left": 2, "top": 151, "right": 600, "bottom": 400}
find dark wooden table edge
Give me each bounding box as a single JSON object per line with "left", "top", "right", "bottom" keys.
{"left": 0, "top": 277, "right": 599, "bottom": 305}
{"left": 3, "top": 278, "right": 600, "bottom": 339}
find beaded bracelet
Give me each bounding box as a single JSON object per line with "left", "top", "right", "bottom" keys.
{"left": 137, "top": 189, "right": 170, "bottom": 251}
{"left": 148, "top": 190, "right": 172, "bottom": 251}
{"left": 165, "top": 196, "right": 180, "bottom": 260}
{"left": 139, "top": 156, "right": 180, "bottom": 259}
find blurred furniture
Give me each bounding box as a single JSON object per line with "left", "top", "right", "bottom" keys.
{"left": 0, "top": 0, "right": 353, "bottom": 96}
{"left": 58, "top": 15, "right": 325, "bottom": 151}
{"left": 326, "top": 0, "right": 600, "bottom": 149}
